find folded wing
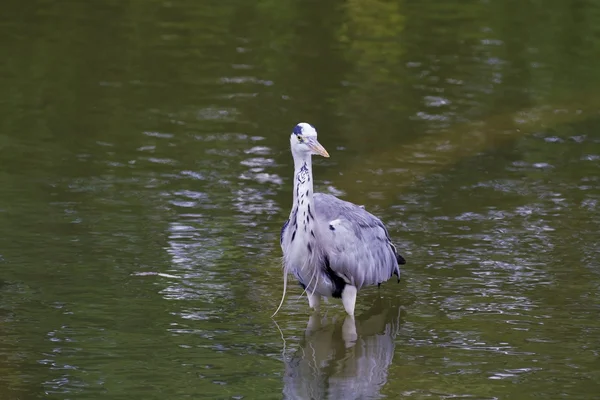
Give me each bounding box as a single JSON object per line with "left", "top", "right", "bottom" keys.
{"left": 313, "top": 193, "right": 404, "bottom": 290}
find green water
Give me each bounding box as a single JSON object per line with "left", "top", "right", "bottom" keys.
{"left": 2, "top": 1, "right": 600, "bottom": 399}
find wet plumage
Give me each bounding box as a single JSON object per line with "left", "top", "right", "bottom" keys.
{"left": 274, "top": 122, "right": 406, "bottom": 317}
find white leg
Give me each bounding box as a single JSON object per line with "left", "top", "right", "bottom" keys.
{"left": 342, "top": 285, "right": 357, "bottom": 317}
{"left": 307, "top": 291, "right": 321, "bottom": 311}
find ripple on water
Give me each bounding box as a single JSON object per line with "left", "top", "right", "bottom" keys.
{"left": 168, "top": 189, "right": 208, "bottom": 208}
{"left": 142, "top": 131, "right": 174, "bottom": 139}
{"left": 193, "top": 133, "right": 264, "bottom": 142}
{"left": 233, "top": 187, "right": 280, "bottom": 216}
{"left": 161, "top": 219, "right": 232, "bottom": 305}
{"left": 244, "top": 146, "right": 271, "bottom": 155}
{"left": 240, "top": 157, "right": 276, "bottom": 168}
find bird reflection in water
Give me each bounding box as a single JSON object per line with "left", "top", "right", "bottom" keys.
{"left": 282, "top": 297, "right": 404, "bottom": 400}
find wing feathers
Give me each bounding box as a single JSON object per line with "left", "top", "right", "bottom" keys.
{"left": 313, "top": 193, "right": 403, "bottom": 290}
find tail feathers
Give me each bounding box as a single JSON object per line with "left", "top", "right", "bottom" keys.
{"left": 396, "top": 253, "right": 406, "bottom": 265}
{"left": 394, "top": 253, "right": 404, "bottom": 283}
{"left": 389, "top": 241, "right": 406, "bottom": 265}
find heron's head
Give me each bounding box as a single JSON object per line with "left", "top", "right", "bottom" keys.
{"left": 290, "top": 122, "right": 330, "bottom": 158}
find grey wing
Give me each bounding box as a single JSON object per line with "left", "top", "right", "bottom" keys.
{"left": 313, "top": 193, "right": 404, "bottom": 290}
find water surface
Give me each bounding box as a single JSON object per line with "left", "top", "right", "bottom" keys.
{"left": 1, "top": 1, "right": 600, "bottom": 399}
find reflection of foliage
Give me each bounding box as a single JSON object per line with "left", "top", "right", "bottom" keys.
{"left": 318, "top": 0, "right": 600, "bottom": 198}
{"left": 338, "top": 0, "right": 405, "bottom": 83}
{"left": 333, "top": 0, "right": 409, "bottom": 143}
{"left": 324, "top": 0, "right": 600, "bottom": 159}
{"left": 334, "top": 93, "right": 600, "bottom": 206}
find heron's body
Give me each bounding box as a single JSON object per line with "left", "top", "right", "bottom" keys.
{"left": 276, "top": 122, "right": 406, "bottom": 317}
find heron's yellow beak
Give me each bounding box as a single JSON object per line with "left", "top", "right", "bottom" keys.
{"left": 308, "top": 138, "right": 330, "bottom": 158}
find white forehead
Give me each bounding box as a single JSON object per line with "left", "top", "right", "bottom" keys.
{"left": 293, "top": 122, "right": 317, "bottom": 137}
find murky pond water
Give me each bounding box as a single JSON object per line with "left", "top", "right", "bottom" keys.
{"left": 2, "top": 1, "right": 600, "bottom": 399}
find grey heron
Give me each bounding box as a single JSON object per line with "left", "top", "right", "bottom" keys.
{"left": 274, "top": 122, "right": 406, "bottom": 317}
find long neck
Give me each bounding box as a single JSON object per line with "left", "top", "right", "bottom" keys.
{"left": 292, "top": 155, "right": 314, "bottom": 204}
{"left": 290, "top": 154, "right": 316, "bottom": 236}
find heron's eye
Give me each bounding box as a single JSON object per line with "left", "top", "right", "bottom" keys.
{"left": 297, "top": 135, "right": 304, "bottom": 143}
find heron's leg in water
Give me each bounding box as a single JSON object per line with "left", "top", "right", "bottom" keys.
{"left": 342, "top": 285, "right": 357, "bottom": 317}
{"left": 306, "top": 311, "right": 321, "bottom": 335}
{"left": 342, "top": 315, "right": 357, "bottom": 347}
{"left": 307, "top": 291, "right": 321, "bottom": 311}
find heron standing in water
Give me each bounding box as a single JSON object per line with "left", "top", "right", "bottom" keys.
{"left": 274, "top": 122, "right": 406, "bottom": 317}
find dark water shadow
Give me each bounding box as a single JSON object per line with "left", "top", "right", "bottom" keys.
{"left": 282, "top": 296, "right": 405, "bottom": 400}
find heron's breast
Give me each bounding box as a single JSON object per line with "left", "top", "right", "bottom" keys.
{"left": 285, "top": 240, "right": 333, "bottom": 296}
